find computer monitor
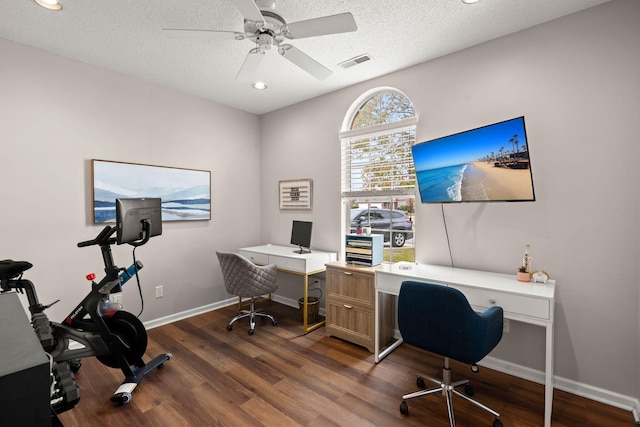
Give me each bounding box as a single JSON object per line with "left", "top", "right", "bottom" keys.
{"left": 115, "top": 197, "right": 163, "bottom": 245}
{"left": 290, "top": 220, "right": 312, "bottom": 254}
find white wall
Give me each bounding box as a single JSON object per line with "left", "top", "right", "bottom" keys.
{"left": 261, "top": 0, "right": 640, "bottom": 402}
{"left": 0, "top": 38, "right": 262, "bottom": 323}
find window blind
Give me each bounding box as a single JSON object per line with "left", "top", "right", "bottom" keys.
{"left": 340, "top": 116, "right": 417, "bottom": 197}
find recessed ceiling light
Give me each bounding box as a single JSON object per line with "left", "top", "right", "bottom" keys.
{"left": 33, "top": 0, "right": 63, "bottom": 10}
{"left": 463, "top": 0, "right": 480, "bottom": 3}
{"left": 252, "top": 82, "right": 268, "bottom": 90}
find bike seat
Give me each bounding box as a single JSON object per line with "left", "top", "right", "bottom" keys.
{"left": 0, "top": 259, "right": 33, "bottom": 280}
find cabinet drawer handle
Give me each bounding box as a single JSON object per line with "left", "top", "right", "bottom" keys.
{"left": 343, "top": 304, "right": 353, "bottom": 309}
{"left": 489, "top": 298, "right": 496, "bottom": 304}
{"left": 343, "top": 272, "right": 353, "bottom": 276}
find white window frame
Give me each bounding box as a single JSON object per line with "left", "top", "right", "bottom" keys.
{"left": 340, "top": 88, "right": 417, "bottom": 262}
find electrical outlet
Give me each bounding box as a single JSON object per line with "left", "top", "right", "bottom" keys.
{"left": 155, "top": 285, "right": 164, "bottom": 298}
{"left": 503, "top": 318, "right": 510, "bottom": 333}
{"left": 111, "top": 293, "right": 123, "bottom": 305}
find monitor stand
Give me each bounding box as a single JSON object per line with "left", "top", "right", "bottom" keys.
{"left": 294, "top": 245, "right": 311, "bottom": 254}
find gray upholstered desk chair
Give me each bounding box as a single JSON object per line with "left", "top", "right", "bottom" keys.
{"left": 216, "top": 251, "right": 278, "bottom": 335}
{"left": 398, "top": 280, "right": 504, "bottom": 427}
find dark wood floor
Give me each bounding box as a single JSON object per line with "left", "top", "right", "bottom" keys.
{"left": 57, "top": 301, "right": 632, "bottom": 426}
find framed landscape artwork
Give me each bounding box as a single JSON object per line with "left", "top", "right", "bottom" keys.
{"left": 92, "top": 159, "right": 211, "bottom": 224}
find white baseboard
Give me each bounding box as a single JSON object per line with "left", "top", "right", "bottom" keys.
{"left": 143, "top": 297, "right": 238, "bottom": 330}
{"left": 480, "top": 356, "right": 640, "bottom": 416}
{"left": 142, "top": 294, "right": 322, "bottom": 331}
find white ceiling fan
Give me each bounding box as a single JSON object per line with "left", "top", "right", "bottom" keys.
{"left": 163, "top": 0, "right": 358, "bottom": 82}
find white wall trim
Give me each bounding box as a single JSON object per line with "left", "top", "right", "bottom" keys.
{"left": 480, "top": 356, "right": 640, "bottom": 416}
{"left": 142, "top": 294, "right": 318, "bottom": 331}
{"left": 143, "top": 298, "right": 238, "bottom": 330}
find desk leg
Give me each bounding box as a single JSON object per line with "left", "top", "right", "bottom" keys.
{"left": 544, "top": 323, "right": 554, "bottom": 427}
{"left": 303, "top": 274, "right": 308, "bottom": 333}
{"left": 375, "top": 290, "right": 380, "bottom": 362}
{"left": 374, "top": 289, "right": 403, "bottom": 363}
{"left": 301, "top": 273, "right": 325, "bottom": 334}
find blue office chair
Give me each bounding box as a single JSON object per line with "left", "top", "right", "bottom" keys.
{"left": 398, "top": 280, "right": 504, "bottom": 427}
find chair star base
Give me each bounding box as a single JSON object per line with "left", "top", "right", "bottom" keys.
{"left": 226, "top": 296, "right": 277, "bottom": 335}
{"left": 400, "top": 357, "right": 502, "bottom": 427}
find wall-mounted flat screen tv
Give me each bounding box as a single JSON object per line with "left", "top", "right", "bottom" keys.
{"left": 412, "top": 116, "right": 535, "bottom": 203}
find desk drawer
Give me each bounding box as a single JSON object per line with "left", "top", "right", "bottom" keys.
{"left": 326, "top": 268, "right": 375, "bottom": 307}
{"left": 454, "top": 285, "right": 550, "bottom": 321}
{"left": 269, "top": 255, "right": 305, "bottom": 273}
{"left": 326, "top": 301, "right": 374, "bottom": 352}
{"left": 239, "top": 250, "right": 269, "bottom": 265}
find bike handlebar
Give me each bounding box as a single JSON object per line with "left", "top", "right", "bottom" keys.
{"left": 77, "top": 226, "right": 117, "bottom": 248}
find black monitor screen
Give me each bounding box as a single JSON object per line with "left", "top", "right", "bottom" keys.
{"left": 116, "top": 197, "right": 163, "bottom": 245}
{"left": 290, "top": 220, "right": 312, "bottom": 254}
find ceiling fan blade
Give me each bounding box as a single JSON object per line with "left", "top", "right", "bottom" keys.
{"left": 284, "top": 12, "right": 357, "bottom": 39}
{"left": 278, "top": 44, "right": 332, "bottom": 80}
{"left": 235, "top": 48, "right": 265, "bottom": 82}
{"left": 232, "top": 0, "right": 265, "bottom": 24}
{"left": 163, "top": 28, "right": 244, "bottom": 41}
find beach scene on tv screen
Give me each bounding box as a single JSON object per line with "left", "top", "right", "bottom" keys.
{"left": 412, "top": 117, "right": 535, "bottom": 203}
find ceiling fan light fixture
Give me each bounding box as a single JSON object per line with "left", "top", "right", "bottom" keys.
{"left": 173, "top": 1, "right": 357, "bottom": 82}
{"left": 252, "top": 81, "right": 268, "bottom": 90}
{"left": 33, "top": 0, "right": 62, "bottom": 10}
{"left": 255, "top": 0, "right": 276, "bottom": 11}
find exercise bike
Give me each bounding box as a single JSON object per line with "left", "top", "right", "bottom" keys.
{"left": 0, "top": 222, "right": 172, "bottom": 414}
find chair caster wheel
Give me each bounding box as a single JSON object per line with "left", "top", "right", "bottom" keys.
{"left": 416, "top": 376, "right": 426, "bottom": 389}
{"left": 464, "top": 383, "right": 474, "bottom": 397}
{"left": 248, "top": 329, "right": 254, "bottom": 335}
{"left": 272, "top": 320, "right": 278, "bottom": 326}
{"left": 493, "top": 418, "right": 504, "bottom": 427}
{"left": 400, "top": 400, "right": 409, "bottom": 415}
{"left": 226, "top": 324, "right": 233, "bottom": 331}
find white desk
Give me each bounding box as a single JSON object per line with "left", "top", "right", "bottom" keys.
{"left": 375, "top": 263, "right": 556, "bottom": 427}
{"left": 239, "top": 244, "right": 337, "bottom": 334}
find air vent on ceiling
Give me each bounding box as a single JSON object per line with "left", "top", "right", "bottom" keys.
{"left": 338, "top": 54, "right": 373, "bottom": 69}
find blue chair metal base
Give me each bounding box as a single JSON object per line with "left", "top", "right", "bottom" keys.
{"left": 400, "top": 357, "right": 502, "bottom": 427}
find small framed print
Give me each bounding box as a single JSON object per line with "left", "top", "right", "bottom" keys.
{"left": 279, "top": 179, "right": 312, "bottom": 210}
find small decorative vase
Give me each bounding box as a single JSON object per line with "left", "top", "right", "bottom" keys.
{"left": 517, "top": 271, "right": 531, "bottom": 282}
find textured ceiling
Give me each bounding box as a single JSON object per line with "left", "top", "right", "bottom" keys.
{"left": 1, "top": 0, "right": 610, "bottom": 115}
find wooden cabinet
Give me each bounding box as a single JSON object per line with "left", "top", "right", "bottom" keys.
{"left": 325, "top": 261, "right": 394, "bottom": 353}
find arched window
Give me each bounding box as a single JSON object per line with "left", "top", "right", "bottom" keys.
{"left": 340, "top": 88, "right": 417, "bottom": 262}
